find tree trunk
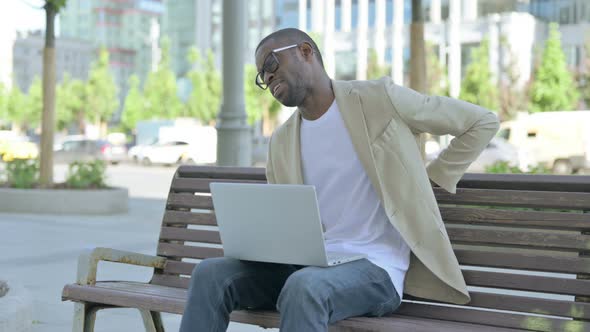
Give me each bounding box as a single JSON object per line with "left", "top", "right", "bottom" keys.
{"left": 410, "top": 0, "right": 427, "bottom": 161}
{"left": 40, "top": 3, "right": 57, "bottom": 187}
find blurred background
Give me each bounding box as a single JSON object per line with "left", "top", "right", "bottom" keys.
{"left": 0, "top": 0, "right": 589, "bottom": 176}
{"left": 2, "top": 2, "right": 590, "bottom": 332}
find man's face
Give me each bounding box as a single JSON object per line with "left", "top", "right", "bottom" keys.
{"left": 255, "top": 39, "right": 308, "bottom": 107}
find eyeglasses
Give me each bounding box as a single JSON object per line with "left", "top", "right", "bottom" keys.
{"left": 255, "top": 44, "right": 299, "bottom": 90}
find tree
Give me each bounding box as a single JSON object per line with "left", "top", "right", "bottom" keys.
{"left": 0, "top": 83, "right": 8, "bottom": 125}
{"left": 576, "top": 38, "right": 590, "bottom": 108}
{"left": 56, "top": 73, "right": 87, "bottom": 132}
{"left": 460, "top": 39, "right": 499, "bottom": 111}
{"left": 6, "top": 78, "right": 42, "bottom": 132}
{"left": 86, "top": 48, "right": 118, "bottom": 130}
{"left": 144, "top": 37, "right": 183, "bottom": 119}
{"left": 498, "top": 37, "right": 528, "bottom": 120}
{"left": 529, "top": 23, "right": 579, "bottom": 113}
{"left": 367, "top": 48, "right": 391, "bottom": 80}
{"left": 425, "top": 43, "right": 449, "bottom": 96}
{"left": 244, "top": 64, "right": 282, "bottom": 128}
{"left": 26, "top": 77, "right": 43, "bottom": 131}
{"left": 186, "top": 47, "right": 221, "bottom": 124}
{"left": 40, "top": 0, "right": 67, "bottom": 187}
{"left": 6, "top": 86, "right": 28, "bottom": 131}
{"left": 120, "top": 75, "right": 143, "bottom": 132}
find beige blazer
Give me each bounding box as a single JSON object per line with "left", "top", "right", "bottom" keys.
{"left": 265, "top": 77, "right": 500, "bottom": 304}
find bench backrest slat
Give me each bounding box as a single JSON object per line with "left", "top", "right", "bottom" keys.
{"left": 435, "top": 187, "right": 590, "bottom": 210}
{"left": 153, "top": 165, "right": 590, "bottom": 330}
{"left": 440, "top": 206, "right": 590, "bottom": 231}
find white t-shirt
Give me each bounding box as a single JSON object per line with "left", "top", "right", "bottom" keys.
{"left": 300, "top": 100, "right": 411, "bottom": 299}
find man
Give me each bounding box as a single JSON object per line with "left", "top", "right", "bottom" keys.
{"left": 180, "top": 28, "right": 499, "bottom": 332}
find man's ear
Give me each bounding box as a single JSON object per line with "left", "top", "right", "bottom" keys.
{"left": 300, "top": 42, "right": 314, "bottom": 62}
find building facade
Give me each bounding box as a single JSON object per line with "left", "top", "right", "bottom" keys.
{"left": 12, "top": 31, "right": 93, "bottom": 92}
{"left": 269, "top": 0, "right": 589, "bottom": 98}
{"left": 60, "top": 0, "right": 165, "bottom": 107}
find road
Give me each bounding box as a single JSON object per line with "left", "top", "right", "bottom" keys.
{"left": 0, "top": 163, "right": 274, "bottom": 332}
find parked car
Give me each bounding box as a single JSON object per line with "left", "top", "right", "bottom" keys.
{"left": 128, "top": 139, "right": 157, "bottom": 164}
{"left": 0, "top": 134, "right": 39, "bottom": 162}
{"left": 426, "top": 137, "right": 529, "bottom": 173}
{"left": 54, "top": 137, "right": 127, "bottom": 165}
{"left": 139, "top": 141, "right": 190, "bottom": 166}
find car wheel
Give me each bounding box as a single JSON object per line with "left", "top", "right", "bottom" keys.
{"left": 552, "top": 159, "right": 573, "bottom": 175}
{"left": 142, "top": 157, "right": 152, "bottom": 166}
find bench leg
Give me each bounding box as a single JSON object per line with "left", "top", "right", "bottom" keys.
{"left": 140, "top": 309, "right": 165, "bottom": 332}
{"left": 72, "top": 303, "right": 100, "bottom": 332}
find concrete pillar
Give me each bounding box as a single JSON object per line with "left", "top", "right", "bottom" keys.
{"left": 299, "top": 0, "right": 307, "bottom": 30}
{"left": 356, "top": 0, "right": 368, "bottom": 80}
{"left": 429, "top": 0, "right": 441, "bottom": 23}
{"left": 341, "top": 0, "right": 352, "bottom": 32}
{"left": 324, "top": 0, "right": 335, "bottom": 77}
{"left": 392, "top": 0, "right": 404, "bottom": 85}
{"left": 311, "top": 0, "right": 324, "bottom": 33}
{"left": 462, "top": 0, "right": 477, "bottom": 21}
{"left": 448, "top": 0, "right": 461, "bottom": 98}
{"left": 488, "top": 14, "right": 500, "bottom": 84}
{"left": 216, "top": 0, "right": 251, "bottom": 166}
{"left": 375, "top": 0, "right": 386, "bottom": 65}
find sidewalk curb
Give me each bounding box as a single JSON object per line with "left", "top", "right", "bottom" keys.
{"left": 0, "top": 281, "right": 32, "bottom": 332}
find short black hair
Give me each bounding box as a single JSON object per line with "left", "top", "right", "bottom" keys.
{"left": 255, "top": 28, "right": 324, "bottom": 67}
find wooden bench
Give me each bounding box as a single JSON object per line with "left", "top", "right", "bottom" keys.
{"left": 62, "top": 165, "right": 590, "bottom": 332}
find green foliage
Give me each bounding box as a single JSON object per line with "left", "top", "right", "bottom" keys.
{"left": 576, "top": 39, "right": 590, "bottom": 108}
{"left": 498, "top": 36, "right": 529, "bottom": 120}
{"left": 367, "top": 48, "right": 391, "bottom": 80}
{"left": 485, "top": 161, "right": 552, "bottom": 174}
{"left": 46, "top": 0, "right": 67, "bottom": 10}
{"left": 0, "top": 83, "right": 7, "bottom": 121}
{"left": 425, "top": 43, "right": 449, "bottom": 96}
{"left": 6, "top": 84, "right": 31, "bottom": 129}
{"left": 5, "top": 159, "right": 39, "bottom": 189}
{"left": 244, "top": 64, "right": 282, "bottom": 125}
{"left": 186, "top": 48, "right": 221, "bottom": 123}
{"left": 86, "top": 48, "right": 119, "bottom": 124}
{"left": 144, "top": 37, "right": 184, "bottom": 119}
{"left": 66, "top": 160, "right": 107, "bottom": 189}
{"left": 529, "top": 23, "right": 579, "bottom": 113}
{"left": 121, "top": 75, "right": 143, "bottom": 132}
{"left": 56, "top": 73, "right": 87, "bottom": 131}
{"left": 460, "top": 39, "right": 499, "bottom": 111}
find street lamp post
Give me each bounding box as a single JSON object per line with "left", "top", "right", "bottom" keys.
{"left": 216, "top": 0, "right": 252, "bottom": 166}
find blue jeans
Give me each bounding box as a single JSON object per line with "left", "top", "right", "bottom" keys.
{"left": 179, "top": 257, "right": 401, "bottom": 332}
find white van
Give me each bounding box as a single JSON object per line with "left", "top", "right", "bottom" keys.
{"left": 498, "top": 111, "right": 590, "bottom": 174}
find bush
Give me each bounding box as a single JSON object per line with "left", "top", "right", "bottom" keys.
{"left": 66, "top": 160, "right": 107, "bottom": 189}
{"left": 485, "top": 161, "right": 552, "bottom": 174}
{"left": 5, "top": 159, "right": 39, "bottom": 189}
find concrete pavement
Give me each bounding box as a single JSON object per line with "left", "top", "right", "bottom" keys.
{"left": 0, "top": 163, "right": 275, "bottom": 332}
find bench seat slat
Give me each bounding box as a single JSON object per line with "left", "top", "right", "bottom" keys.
{"left": 440, "top": 207, "right": 590, "bottom": 231}
{"left": 446, "top": 227, "right": 590, "bottom": 251}
{"left": 163, "top": 210, "right": 217, "bottom": 226}
{"left": 61, "top": 282, "right": 529, "bottom": 332}
{"left": 160, "top": 227, "right": 221, "bottom": 244}
{"left": 396, "top": 302, "right": 590, "bottom": 332}
{"left": 455, "top": 248, "right": 590, "bottom": 274}
{"left": 434, "top": 187, "right": 590, "bottom": 210}
{"left": 62, "top": 282, "right": 572, "bottom": 332}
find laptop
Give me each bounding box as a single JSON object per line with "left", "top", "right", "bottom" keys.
{"left": 209, "top": 182, "right": 366, "bottom": 267}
